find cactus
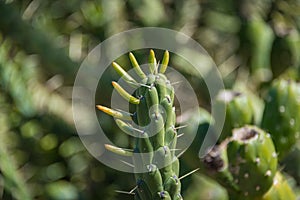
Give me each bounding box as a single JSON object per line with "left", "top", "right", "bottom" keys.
{"left": 203, "top": 125, "right": 278, "bottom": 199}
{"left": 227, "top": 126, "right": 278, "bottom": 197}
{"left": 257, "top": 172, "right": 296, "bottom": 200}
{"left": 282, "top": 142, "right": 300, "bottom": 185}
{"left": 245, "top": 17, "right": 274, "bottom": 82}
{"left": 216, "top": 90, "right": 255, "bottom": 141}
{"left": 261, "top": 79, "right": 300, "bottom": 158}
{"left": 203, "top": 140, "right": 239, "bottom": 196}
{"left": 97, "top": 50, "right": 183, "bottom": 199}
{"left": 183, "top": 174, "right": 228, "bottom": 200}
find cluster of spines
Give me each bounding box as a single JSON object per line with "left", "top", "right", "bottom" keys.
{"left": 97, "top": 50, "right": 183, "bottom": 199}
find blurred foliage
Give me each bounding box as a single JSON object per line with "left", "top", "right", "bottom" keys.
{"left": 0, "top": 0, "right": 299, "bottom": 199}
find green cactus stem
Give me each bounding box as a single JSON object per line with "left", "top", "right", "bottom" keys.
{"left": 246, "top": 17, "right": 274, "bottom": 82}
{"left": 256, "top": 172, "right": 296, "bottom": 200}
{"left": 203, "top": 140, "right": 240, "bottom": 196}
{"left": 216, "top": 90, "right": 255, "bottom": 141}
{"left": 203, "top": 126, "right": 278, "bottom": 198}
{"left": 97, "top": 50, "right": 183, "bottom": 199}
{"left": 261, "top": 79, "right": 300, "bottom": 158}
{"left": 227, "top": 126, "right": 278, "bottom": 197}
{"left": 282, "top": 142, "right": 300, "bottom": 185}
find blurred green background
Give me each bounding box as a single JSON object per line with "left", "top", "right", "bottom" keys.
{"left": 0, "top": 0, "right": 299, "bottom": 199}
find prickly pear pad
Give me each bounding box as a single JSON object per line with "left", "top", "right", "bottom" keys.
{"left": 261, "top": 79, "right": 300, "bottom": 158}
{"left": 227, "top": 126, "right": 277, "bottom": 197}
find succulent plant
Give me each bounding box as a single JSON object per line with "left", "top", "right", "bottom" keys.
{"left": 227, "top": 126, "right": 278, "bottom": 197}
{"left": 282, "top": 142, "right": 300, "bottom": 185}
{"left": 257, "top": 172, "right": 296, "bottom": 200}
{"left": 216, "top": 90, "right": 255, "bottom": 141}
{"left": 97, "top": 50, "right": 183, "bottom": 199}
{"left": 202, "top": 140, "right": 239, "bottom": 196}
{"left": 261, "top": 79, "right": 300, "bottom": 158}
{"left": 203, "top": 125, "right": 279, "bottom": 199}
{"left": 245, "top": 17, "right": 274, "bottom": 82}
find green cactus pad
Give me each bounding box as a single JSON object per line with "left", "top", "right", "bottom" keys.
{"left": 203, "top": 126, "right": 278, "bottom": 198}
{"left": 216, "top": 90, "right": 255, "bottom": 141}
{"left": 256, "top": 172, "right": 296, "bottom": 200}
{"left": 282, "top": 142, "right": 300, "bottom": 185}
{"left": 227, "top": 126, "right": 278, "bottom": 197}
{"left": 261, "top": 79, "right": 300, "bottom": 158}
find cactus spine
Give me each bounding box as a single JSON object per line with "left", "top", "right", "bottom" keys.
{"left": 97, "top": 50, "right": 182, "bottom": 199}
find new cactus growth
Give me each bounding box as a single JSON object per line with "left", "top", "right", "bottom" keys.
{"left": 216, "top": 90, "right": 255, "bottom": 141}
{"left": 261, "top": 79, "right": 300, "bottom": 158}
{"left": 97, "top": 50, "right": 182, "bottom": 199}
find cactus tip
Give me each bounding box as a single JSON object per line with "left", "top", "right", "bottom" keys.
{"left": 111, "top": 81, "right": 140, "bottom": 104}
{"left": 96, "top": 104, "right": 113, "bottom": 116}
{"left": 96, "top": 104, "right": 105, "bottom": 111}
{"left": 150, "top": 49, "right": 155, "bottom": 55}
{"left": 160, "top": 50, "right": 170, "bottom": 74}
{"left": 111, "top": 62, "right": 137, "bottom": 85}
{"left": 111, "top": 81, "right": 117, "bottom": 87}
{"left": 149, "top": 49, "right": 157, "bottom": 74}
